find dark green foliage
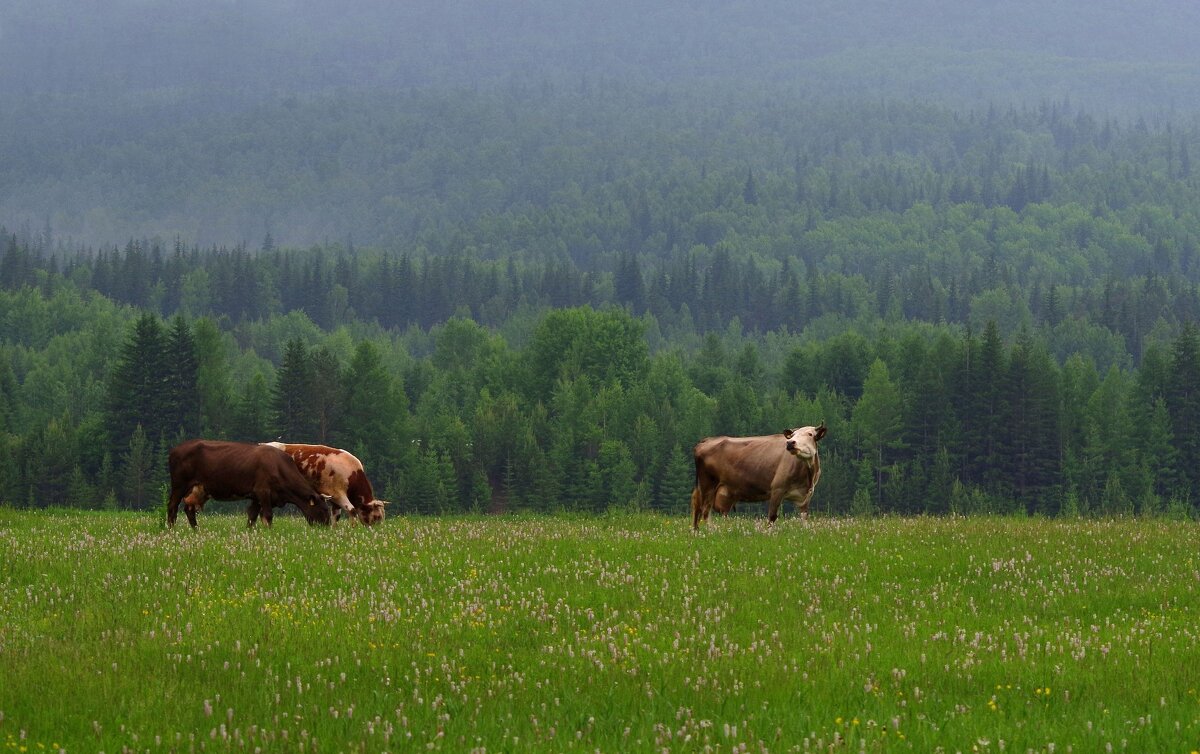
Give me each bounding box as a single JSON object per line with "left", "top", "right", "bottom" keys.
{"left": 164, "top": 316, "right": 201, "bottom": 438}
{"left": 106, "top": 313, "right": 171, "bottom": 455}
{"left": 272, "top": 338, "right": 320, "bottom": 440}
{"left": 7, "top": 91, "right": 1200, "bottom": 516}
{"left": 1167, "top": 325, "right": 1200, "bottom": 502}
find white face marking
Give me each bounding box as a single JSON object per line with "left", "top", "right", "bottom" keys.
{"left": 784, "top": 426, "right": 821, "bottom": 459}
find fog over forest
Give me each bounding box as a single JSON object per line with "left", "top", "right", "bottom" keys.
{"left": 4, "top": 0, "right": 1200, "bottom": 247}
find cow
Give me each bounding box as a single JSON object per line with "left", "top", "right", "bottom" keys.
{"left": 167, "top": 440, "right": 334, "bottom": 529}
{"left": 263, "top": 442, "right": 388, "bottom": 525}
{"left": 691, "top": 423, "right": 827, "bottom": 529}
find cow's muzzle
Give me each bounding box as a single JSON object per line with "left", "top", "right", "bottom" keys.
{"left": 786, "top": 441, "right": 816, "bottom": 459}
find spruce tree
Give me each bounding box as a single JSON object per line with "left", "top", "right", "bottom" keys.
{"left": 854, "top": 359, "right": 905, "bottom": 511}
{"left": 272, "top": 338, "right": 319, "bottom": 440}
{"left": 340, "top": 340, "right": 404, "bottom": 468}
{"left": 231, "top": 373, "right": 273, "bottom": 442}
{"left": 106, "top": 313, "right": 169, "bottom": 456}
{"left": 310, "top": 345, "right": 342, "bottom": 443}
{"left": 164, "top": 315, "right": 201, "bottom": 438}
{"left": 655, "top": 444, "right": 695, "bottom": 514}
{"left": 1167, "top": 324, "right": 1200, "bottom": 499}
{"left": 122, "top": 424, "right": 155, "bottom": 509}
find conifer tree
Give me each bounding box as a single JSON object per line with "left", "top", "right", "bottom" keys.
{"left": 655, "top": 444, "right": 695, "bottom": 514}
{"left": 231, "top": 373, "right": 273, "bottom": 442}
{"left": 106, "top": 313, "right": 169, "bottom": 456}
{"left": 310, "top": 345, "right": 342, "bottom": 443}
{"left": 164, "top": 315, "right": 200, "bottom": 438}
{"left": 273, "top": 338, "right": 319, "bottom": 440}
{"left": 122, "top": 424, "right": 155, "bottom": 509}
{"left": 854, "top": 359, "right": 905, "bottom": 509}
{"left": 1167, "top": 324, "right": 1200, "bottom": 499}
{"left": 340, "top": 340, "right": 404, "bottom": 468}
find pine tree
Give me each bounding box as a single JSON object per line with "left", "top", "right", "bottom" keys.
{"left": 26, "top": 417, "right": 74, "bottom": 506}
{"left": 106, "top": 313, "right": 169, "bottom": 456}
{"left": 655, "top": 444, "right": 695, "bottom": 514}
{"left": 1006, "top": 330, "right": 1062, "bottom": 512}
{"left": 969, "top": 321, "right": 1007, "bottom": 493}
{"left": 272, "top": 338, "right": 319, "bottom": 440}
{"left": 231, "top": 373, "right": 273, "bottom": 442}
{"left": 164, "top": 315, "right": 201, "bottom": 437}
{"left": 853, "top": 359, "right": 905, "bottom": 510}
{"left": 599, "top": 439, "right": 638, "bottom": 511}
{"left": 1139, "top": 398, "right": 1178, "bottom": 499}
{"left": 192, "top": 318, "right": 234, "bottom": 436}
{"left": 0, "top": 358, "right": 16, "bottom": 433}
{"left": 310, "top": 345, "right": 342, "bottom": 443}
{"left": 614, "top": 253, "right": 647, "bottom": 314}
{"left": 339, "top": 340, "right": 404, "bottom": 469}
{"left": 122, "top": 424, "right": 155, "bottom": 509}
{"left": 927, "top": 447, "right": 954, "bottom": 514}
{"left": 434, "top": 449, "right": 459, "bottom": 513}
{"left": 743, "top": 168, "right": 759, "bottom": 205}
{"left": 1167, "top": 325, "right": 1200, "bottom": 499}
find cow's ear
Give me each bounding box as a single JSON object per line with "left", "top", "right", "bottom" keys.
{"left": 782, "top": 429, "right": 794, "bottom": 438}
{"left": 814, "top": 422, "right": 827, "bottom": 441}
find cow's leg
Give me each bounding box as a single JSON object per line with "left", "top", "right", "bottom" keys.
{"left": 184, "top": 487, "right": 207, "bottom": 529}
{"left": 767, "top": 490, "right": 786, "bottom": 525}
{"left": 713, "top": 486, "right": 734, "bottom": 518}
{"left": 796, "top": 488, "right": 815, "bottom": 521}
{"left": 258, "top": 494, "right": 274, "bottom": 527}
{"left": 691, "top": 484, "right": 704, "bottom": 530}
{"left": 701, "top": 484, "right": 718, "bottom": 522}
{"left": 167, "top": 482, "right": 186, "bottom": 527}
{"left": 332, "top": 494, "right": 355, "bottom": 523}
{"left": 246, "top": 499, "right": 260, "bottom": 528}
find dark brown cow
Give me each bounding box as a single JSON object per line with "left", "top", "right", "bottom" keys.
{"left": 691, "top": 423, "right": 827, "bottom": 529}
{"left": 263, "top": 442, "right": 388, "bottom": 525}
{"left": 168, "top": 440, "right": 334, "bottom": 528}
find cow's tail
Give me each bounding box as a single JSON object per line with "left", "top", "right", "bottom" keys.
{"left": 691, "top": 450, "right": 704, "bottom": 530}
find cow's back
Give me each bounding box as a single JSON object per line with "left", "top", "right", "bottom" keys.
{"left": 271, "top": 443, "right": 377, "bottom": 503}
{"left": 171, "top": 440, "right": 310, "bottom": 501}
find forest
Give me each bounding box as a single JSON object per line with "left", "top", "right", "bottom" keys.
{"left": 6, "top": 0, "right": 1200, "bottom": 519}
{"left": 4, "top": 91, "right": 1200, "bottom": 518}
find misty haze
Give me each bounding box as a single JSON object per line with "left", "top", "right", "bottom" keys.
{"left": 3, "top": 0, "right": 1200, "bottom": 247}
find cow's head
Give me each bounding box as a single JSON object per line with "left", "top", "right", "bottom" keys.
{"left": 302, "top": 493, "right": 335, "bottom": 526}
{"left": 783, "top": 422, "right": 827, "bottom": 460}
{"left": 359, "top": 499, "right": 387, "bottom": 526}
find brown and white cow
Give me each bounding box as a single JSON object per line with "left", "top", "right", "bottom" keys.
{"left": 263, "top": 442, "right": 387, "bottom": 525}
{"left": 168, "top": 440, "right": 334, "bottom": 528}
{"left": 691, "top": 423, "right": 827, "bottom": 529}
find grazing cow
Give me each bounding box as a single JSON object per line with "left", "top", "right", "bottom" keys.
{"left": 167, "top": 440, "right": 334, "bottom": 528}
{"left": 691, "top": 423, "right": 827, "bottom": 529}
{"left": 263, "top": 442, "right": 388, "bottom": 525}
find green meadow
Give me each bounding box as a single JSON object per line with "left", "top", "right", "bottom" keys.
{"left": 1, "top": 510, "right": 1198, "bottom": 753}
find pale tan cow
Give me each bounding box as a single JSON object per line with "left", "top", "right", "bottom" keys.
{"left": 691, "top": 424, "right": 826, "bottom": 529}
{"left": 263, "top": 442, "right": 388, "bottom": 525}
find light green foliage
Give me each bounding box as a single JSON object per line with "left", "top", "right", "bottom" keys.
{"left": 2, "top": 512, "right": 1199, "bottom": 751}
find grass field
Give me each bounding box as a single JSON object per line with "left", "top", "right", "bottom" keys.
{"left": 1, "top": 510, "right": 1199, "bottom": 753}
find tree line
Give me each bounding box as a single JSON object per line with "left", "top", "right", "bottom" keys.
{"left": 6, "top": 96, "right": 1200, "bottom": 518}
{"left": 2, "top": 272, "right": 1199, "bottom": 519}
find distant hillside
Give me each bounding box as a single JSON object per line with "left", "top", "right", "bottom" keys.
{"left": 4, "top": 0, "right": 1200, "bottom": 247}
